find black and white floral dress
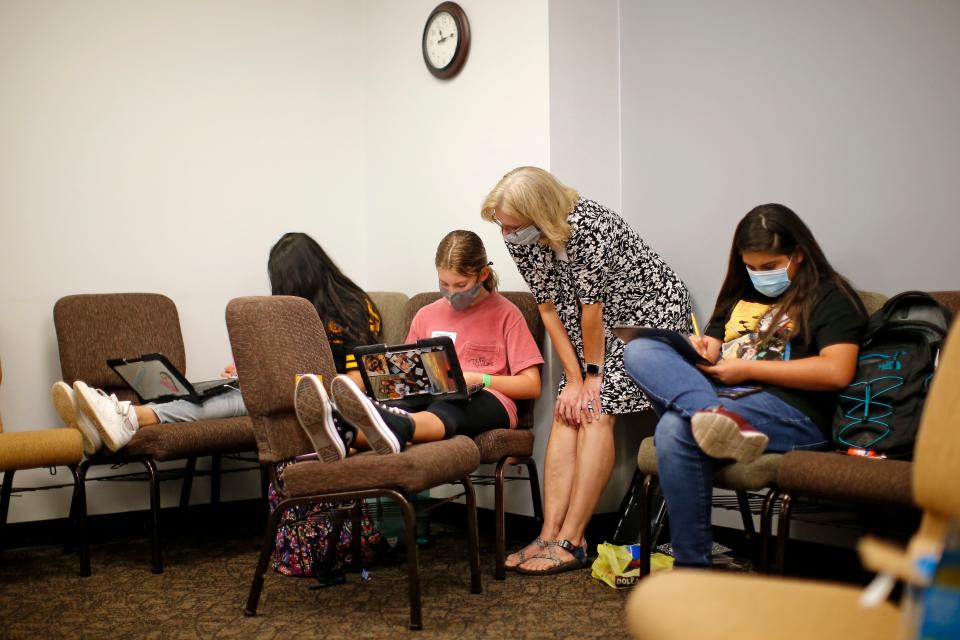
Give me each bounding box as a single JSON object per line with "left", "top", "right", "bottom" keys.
{"left": 506, "top": 198, "right": 692, "bottom": 413}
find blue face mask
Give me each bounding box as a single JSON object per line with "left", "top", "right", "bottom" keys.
{"left": 503, "top": 225, "right": 542, "bottom": 245}
{"left": 440, "top": 281, "right": 483, "bottom": 311}
{"left": 748, "top": 257, "right": 793, "bottom": 298}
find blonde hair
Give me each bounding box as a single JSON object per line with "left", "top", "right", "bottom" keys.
{"left": 480, "top": 166, "right": 579, "bottom": 245}
{"left": 435, "top": 230, "right": 498, "bottom": 292}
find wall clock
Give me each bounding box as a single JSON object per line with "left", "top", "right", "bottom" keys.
{"left": 422, "top": 2, "right": 471, "bottom": 80}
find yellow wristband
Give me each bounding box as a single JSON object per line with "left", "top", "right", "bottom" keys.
{"left": 482, "top": 374, "right": 492, "bottom": 388}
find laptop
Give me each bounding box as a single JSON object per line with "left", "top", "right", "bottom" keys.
{"left": 353, "top": 336, "right": 477, "bottom": 409}
{"left": 107, "top": 352, "right": 239, "bottom": 404}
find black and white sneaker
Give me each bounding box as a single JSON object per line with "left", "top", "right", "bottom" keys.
{"left": 331, "top": 375, "right": 414, "bottom": 455}
{"left": 295, "top": 374, "right": 346, "bottom": 462}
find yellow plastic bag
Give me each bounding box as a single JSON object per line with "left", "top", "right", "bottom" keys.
{"left": 590, "top": 542, "right": 674, "bottom": 589}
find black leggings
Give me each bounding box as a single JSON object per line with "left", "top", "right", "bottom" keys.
{"left": 424, "top": 390, "right": 510, "bottom": 439}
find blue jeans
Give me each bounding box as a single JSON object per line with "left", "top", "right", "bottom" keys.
{"left": 623, "top": 338, "right": 827, "bottom": 566}
{"left": 149, "top": 387, "right": 247, "bottom": 423}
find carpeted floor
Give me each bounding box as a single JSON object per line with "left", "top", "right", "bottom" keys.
{"left": 0, "top": 512, "right": 633, "bottom": 640}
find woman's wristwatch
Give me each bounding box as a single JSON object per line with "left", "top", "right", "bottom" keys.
{"left": 585, "top": 363, "right": 603, "bottom": 376}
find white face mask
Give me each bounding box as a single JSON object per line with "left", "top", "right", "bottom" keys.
{"left": 503, "top": 225, "right": 542, "bottom": 245}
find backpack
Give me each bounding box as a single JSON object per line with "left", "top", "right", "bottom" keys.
{"left": 268, "top": 460, "right": 384, "bottom": 577}
{"left": 833, "top": 291, "right": 953, "bottom": 460}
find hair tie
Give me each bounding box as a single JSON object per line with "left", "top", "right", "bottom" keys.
{"left": 487, "top": 261, "right": 494, "bottom": 266}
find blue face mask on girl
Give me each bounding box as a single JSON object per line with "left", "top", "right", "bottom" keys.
{"left": 748, "top": 256, "right": 793, "bottom": 298}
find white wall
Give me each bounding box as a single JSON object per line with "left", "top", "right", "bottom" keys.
{"left": 0, "top": 0, "right": 553, "bottom": 522}
{"left": 620, "top": 1, "right": 960, "bottom": 320}
{"left": 362, "top": 0, "right": 550, "bottom": 295}
{"left": 0, "top": 0, "right": 368, "bottom": 521}
{"left": 362, "top": 0, "right": 551, "bottom": 514}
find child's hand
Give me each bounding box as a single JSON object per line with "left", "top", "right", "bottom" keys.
{"left": 697, "top": 358, "right": 751, "bottom": 385}
{"left": 689, "top": 335, "right": 721, "bottom": 364}
{"left": 221, "top": 363, "right": 237, "bottom": 379}
{"left": 463, "top": 371, "right": 484, "bottom": 387}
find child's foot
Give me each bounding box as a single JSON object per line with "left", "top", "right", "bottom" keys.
{"left": 691, "top": 406, "right": 769, "bottom": 463}
{"left": 516, "top": 539, "right": 590, "bottom": 575}
{"left": 52, "top": 381, "right": 103, "bottom": 455}
{"left": 73, "top": 381, "right": 139, "bottom": 452}
{"left": 331, "top": 375, "right": 413, "bottom": 455}
{"left": 505, "top": 537, "right": 548, "bottom": 570}
{"left": 295, "top": 374, "right": 349, "bottom": 462}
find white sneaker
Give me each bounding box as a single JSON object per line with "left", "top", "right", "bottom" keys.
{"left": 51, "top": 381, "right": 103, "bottom": 455}
{"left": 294, "top": 374, "right": 346, "bottom": 463}
{"left": 73, "top": 381, "right": 139, "bottom": 452}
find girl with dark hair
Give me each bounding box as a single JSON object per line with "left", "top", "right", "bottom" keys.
{"left": 293, "top": 230, "right": 544, "bottom": 460}
{"left": 624, "top": 203, "right": 867, "bottom": 567}
{"left": 54, "top": 232, "right": 376, "bottom": 455}
{"left": 268, "top": 232, "right": 381, "bottom": 374}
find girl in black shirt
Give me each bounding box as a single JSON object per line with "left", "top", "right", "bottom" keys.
{"left": 624, "top": 204, "right": 867, "bottom": 567}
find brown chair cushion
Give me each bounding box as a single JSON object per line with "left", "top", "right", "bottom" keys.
{"left": 474, "top": 428, "right": 534, "bottom": 463}
{"left": 625, "top": 570, "right": 901, "bottom": 640}
{"left": 120, "top": 416, "right": 256, "bottom": 461}
{"left": 0, "top": 429, "right": 83, "bottom": 470}
{"left": 777, "top": 451, "right": 914, "bottom": 508}
{"left": 282, "top": 436, "right": 481, "bottom": 496}
{"left": 637, "top": 437, "right": 782, "bottom": 491}
{"left": 930, "top": 290, "right": 960, "bottom": 316}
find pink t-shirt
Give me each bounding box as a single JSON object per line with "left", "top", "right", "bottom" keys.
{"left": 405, "top": 291, "right": 544, "bottom": 427}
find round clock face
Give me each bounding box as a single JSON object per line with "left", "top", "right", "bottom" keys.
{"left": 422, "top": 2, "right": 470, "bottom": 79}
{"left": 424, "top": 11, "right": 459, "bottom": 71}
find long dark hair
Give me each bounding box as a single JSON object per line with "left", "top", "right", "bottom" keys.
{"left": 268, "top": 232, "right": 380, "bottom": 346}
{"left": 711, "top": 204, "right": 864, "bottom": 345}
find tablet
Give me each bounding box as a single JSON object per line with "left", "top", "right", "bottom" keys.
{"left": 613, "top": 326, "right": 714, "bottom": 366}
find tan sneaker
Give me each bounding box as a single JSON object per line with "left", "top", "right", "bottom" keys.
{"left": 691, "top": 406, "right": 769, "bottom": 463}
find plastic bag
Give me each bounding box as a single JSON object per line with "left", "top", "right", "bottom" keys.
{"left": 590, "top": 542, "right": 674, "bottom": 589}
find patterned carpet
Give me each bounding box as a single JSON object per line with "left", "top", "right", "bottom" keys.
{"left": 0, "top": 512, "right": 633, "bottom": 640}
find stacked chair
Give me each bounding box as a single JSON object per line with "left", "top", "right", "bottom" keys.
{"left": 625, "top": 314, "right": 960, "bottom": 640}
{"left": 226, "top": 295, "right": 483, "bottom": 631}
{"left": 0, "top": 358, "right": 89, "bottom": 575}
{"left": 399, "top": 291, "right": 545, "bottom": 580}
{"left": 53, "top": 293, "right": 256, "bottom": 573}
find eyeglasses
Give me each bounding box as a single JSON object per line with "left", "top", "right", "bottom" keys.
{"left": 492, "top": 214, "right": 527, "bottom": 235}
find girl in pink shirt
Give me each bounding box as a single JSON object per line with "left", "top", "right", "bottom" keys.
{"left": 294, "top": 230, "right": 544, "bottom": 460}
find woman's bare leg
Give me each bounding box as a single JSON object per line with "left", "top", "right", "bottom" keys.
{"left": 519, "top": 413, "right": 615, "bottom": 571}
{"left": 506, "top": 416, "right": 579, "bottom": 568}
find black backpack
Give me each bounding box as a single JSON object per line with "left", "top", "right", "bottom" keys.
{"left": 833, "top": 291, "right": 953, "bottom": 459}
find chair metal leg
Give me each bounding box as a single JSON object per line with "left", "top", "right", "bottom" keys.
{"left": 396, "top": 492, "right": 423, "bottom": 630}
{"left": 736, "top": 491, "right": 757, "bottom": 542}
{"left": 775, "top": 493, "right": 794, "bottom": 575}
{"left": 350, "top": 501, "right": 363, "bottom": 571}
{"left": 639, "top": 474, "right": 655, "bottom": 577}
{"left": 759, "top": 488, "right": 780, "bottom": 574}
{"left": 141, "top": 458, "right": 163, "bottom": 574}
{"left": 69, "top": 464, "right": 91, "bottom": 577}
{"left": 494, "top": 458, "right": 508, "bottom": 580}
{"left": 244, "top": 500, "right": 286, "bottom": 616}
{"left": 461, "top": 476, "right": 482, "bottom": 595}
{"left": 179, "top": 457, "right": 197, "bottom": 509}
{"left": 0, "top": 469, "right": 15, "bottom": 557}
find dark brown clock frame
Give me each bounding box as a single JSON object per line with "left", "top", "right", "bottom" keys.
{"left": 422, "top": 2, "right": 471, "bottom": 80}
